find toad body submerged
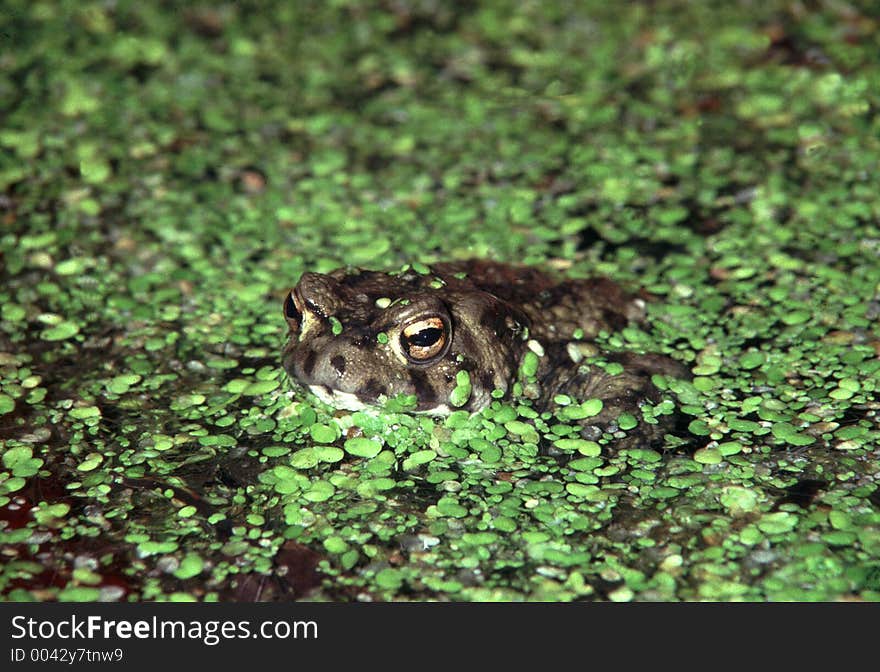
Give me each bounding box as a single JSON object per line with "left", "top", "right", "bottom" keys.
{"left": 282, "top": 260, "right": 687, "bottom": 445}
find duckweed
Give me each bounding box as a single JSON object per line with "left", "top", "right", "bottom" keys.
{"left": 1, "top": 0, "right": 878, "bottom": 603}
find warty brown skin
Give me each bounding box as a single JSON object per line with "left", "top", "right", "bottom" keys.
{"left": 282, "top": 260, "right": 688, "bottom": 447}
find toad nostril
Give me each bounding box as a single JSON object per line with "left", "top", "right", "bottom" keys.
{"left": 330, "top": 355, "right": 346, "bottom": 375}
{"left": 301, "top": 349, "right": 317, "bottom": 378}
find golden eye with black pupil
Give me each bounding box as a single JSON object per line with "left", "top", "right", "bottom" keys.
{"left": 401, "top": 317, "right": 448, "bottom": 362}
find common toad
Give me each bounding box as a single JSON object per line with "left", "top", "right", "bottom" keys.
{"left": 282, "top": 260, "right": 687, "bottom": 447}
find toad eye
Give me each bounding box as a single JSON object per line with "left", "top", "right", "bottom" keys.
{"left": 283, "top": 291, "right": 302, "bottom": 328}
{"left": 400, "top": 317, "right": 449, "bottom": 362}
